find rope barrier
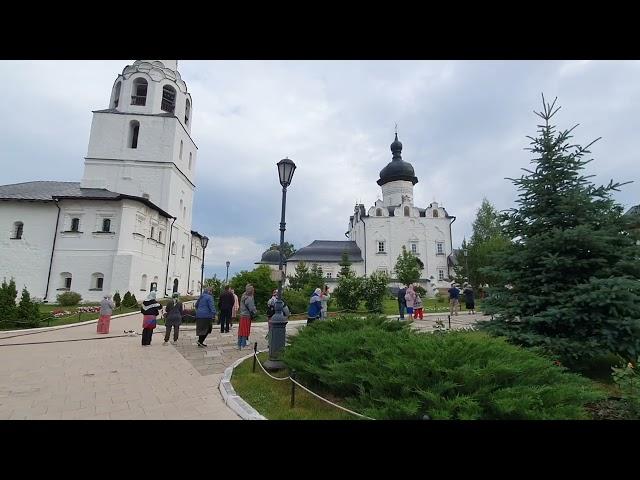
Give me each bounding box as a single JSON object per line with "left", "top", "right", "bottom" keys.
{"left": 251, "top": 349, "right": 375, "bottom": 420}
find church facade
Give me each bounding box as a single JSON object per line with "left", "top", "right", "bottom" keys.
{"left": 285, "top": 134, "right": 455, "bottom": 295}
{"left": 0, "top": 60, "right": 207, "bottom": 302}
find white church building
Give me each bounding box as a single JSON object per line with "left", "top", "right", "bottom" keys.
{"left": 285, "top": 133, "right": 456, "bottom": 294}
{"left": 0, "top": 60, "right": 207, "bottom": 303}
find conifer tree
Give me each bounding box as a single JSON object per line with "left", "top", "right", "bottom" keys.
{"left": 18, "top": 287, "right": 41, "bottom": 327}
{"left": 394, "top": 246, "right": 421, "bottom": 286}
{"left": 481, "top": 95, "right": 640, "bottom": 365}
{"left": 338, "top": 251, "right": 354, "bottom": 278}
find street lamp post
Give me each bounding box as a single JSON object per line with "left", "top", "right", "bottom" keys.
{"left": 200, "top": 235, "right": 209, "bottom": 294}
{"left": 225, "top": 261, "right": 230, "bottom": 285}
{"left": 464, "top": 247, "right": 470, "bottom": 286}
{"left": 264, "top": 157, "right": 296, "bottom": 371}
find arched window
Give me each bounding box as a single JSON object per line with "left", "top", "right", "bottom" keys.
{"left": 179, "top": 199, "right": 183, "bottom": 218}
{"left": 185, "top": 98, "right": 191, "bottom": 125}
{"left": 404, "top": 206, "right": 410, "bottom": 217}
{"left": 129, "top": 120, "right": 140, "bottom": 149}
{"left": 179, "top": 140, "right": 183, "bottom": 159}
{"left": 12, "top": 221, "right": 23, "bottom": 239}
{"left": 141, "top": 274, "right": 148, "bottom": 291}
{"left": 183, "top": 207, "right": 186, "bottom": 220}
{"left": 102, "top": 218, "right": 111, "bottom": 232}
{"left": 112, "top": 81, "right": 121, "bottom": 109}
{"left": 376, "top": 208, "right": 382, "bottom": 216}
{"left": 173, "top": 279, "right": 179, "bottom": 293}
{"left": 131, "top": 78, "right": 148, "bottom": 106}
{"left": 189, "top": 152, "right": 192, "bottom": 170}
{"left": 158, "top": 230, "right": 163, "bottom": 243}
{"left": 181, "top": 245, "right": 185, "bottom": 258}
{"left": 91, "top": 272, "right": 104, "bottom": 290}
{"left": 60, "top": 272, "right": 72, "bottom": 290}
{"left": 161, "top": 85, "right": 176, "bottom": 113}
{"left": 433, "top": 210, "right": 439, "bottom": 218}
{"left": 71, "top": 218, "right": 80, "bottom": 232}
{"left": 171, "top": 242, "right": 176, "bottom": 255}
{"left": 151, "top": 276, "right": 159, "bottom": 292}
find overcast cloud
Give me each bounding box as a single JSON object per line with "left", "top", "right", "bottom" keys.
{"left": 1, "top": 60, "right": 638, "bottom": 280}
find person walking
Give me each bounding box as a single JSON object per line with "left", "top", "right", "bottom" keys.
{"left": 397, "top": 285, "right": 407, "bottom": 320}
{"left": 320, "top": 285, "right": 330, "bottom": 320}
{"left": 163, "top": 292, "right": 183, "bottom": 345}
{"left": 307, "top": 287, "right": 322, "bottom": 325}
{"left": 218, "top": 285, "right": 235, "bottom": 333}
{"left": 140, "top": 291, "right": 161, "bottom": 346}
{"left": 231, "top": 288, "right": 239, "bottom": 329}
{"left": 238, "top": 284, "right": 257, "bottom": 350}
{"left": 265, "top": 289, "right": 278, "bottom": 342}
{"left": 414, "top": 289, "right": 424, "bottom": 320}
{"left": 448, "top": 283, "right": 461, "bottom": 316}
{"left": 97, "top": 294, "right": 115, "bottom": 334}
{"left": 195, "top": 287, "right": 216, "bottom": 348}
{"left": 404, "top": 284, "right": 416, "bottom": 320}
{"left": 463, "top": 284, "right": 475, "bottom": 314}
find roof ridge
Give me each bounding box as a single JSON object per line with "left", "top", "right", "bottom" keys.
{"left": 0, "top": 180, "right": 80, "bottom": 188}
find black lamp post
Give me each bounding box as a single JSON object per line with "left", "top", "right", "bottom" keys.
{"left": 264, "top": 157, "right": 296, "bottom": 371}
{"left": 200, "top": 235, "right": 209, "bottom": 294}
{"left": 225, "top": 261, "right": 230, "bottom": 285}
{"left": 464, "top": 247, "right": 470, "bottom": 286}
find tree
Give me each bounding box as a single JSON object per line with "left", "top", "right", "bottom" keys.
{"left": 0, "top": 279, "right": 18, "bottom": 324}
{"left": 333, "top": 275, "right": 364, "bottom": 311}
{"left": 269, "top": 242, "right": 296, "bottom": 259}
{"left": 308, "top": 264, "right": 324, "bottom": 293}
{"left": 113, "top": 291, "right": 121, "bottom": 308}
{"left": 204, "top": 275, "right": 223, "bottom": 296}
{"left": 480, "top": 95, "right": 640, "bottom": 367}
{"left": 18, "top": 287, "right": 41, "bottom": 327}
{"left": 288, "top": 262, "right": 310, "bottom": 291}
{"left": 470, "top": 198, "right": 503, "bottom": 245}
{"left": 229, "top": 265, "right": 277, "bottom": 314}
{"left": 338, "top": 251, "right": 354, "bottom": 278}
{"left": 362, "top": 271, "right": 391, "bottom": 312}
{"left": 394, "top": 246, "right": 421, "bottom": 286}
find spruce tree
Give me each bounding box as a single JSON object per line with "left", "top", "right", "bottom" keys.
{"left": 0, "top": 279, "right": 18, "bottom": 324}
{"left": 338, "top": 251, "right": 354, "bottom": 278}
{"left": 18, "top": 287, "right": 41, "bottom": 327}
{"left": 288, "top": 262, "right": 310, "bottom": 291}
{"left": 394, "top": 246, "right": 421, "bottom": 286}
{"left": 481, "top": 95, "right": 640, "bottom": 365}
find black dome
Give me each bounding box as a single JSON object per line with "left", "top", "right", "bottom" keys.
{"left": 260, "top": 249, "right": 282, "bottom": 264}
{"left": 377, "top": 133, "right": 418, "bottom": 186}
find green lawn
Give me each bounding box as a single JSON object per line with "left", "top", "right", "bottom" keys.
{"left": 230, "top": 352, "right": 356, "bottom": 420}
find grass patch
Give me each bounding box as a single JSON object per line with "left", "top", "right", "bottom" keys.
{"left": 0, "top": 304, "right": 141, "bottom": 330}
{"left": 230, "top": 352, "right": 356, "bottom": 420}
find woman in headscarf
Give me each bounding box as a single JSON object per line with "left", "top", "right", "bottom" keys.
{"left": 194, "top": 287, "right": 216, "bottom": 348}
{"left": 404, "top": 284, "right": 416, "bottom": 320}
{"left": 97, "top": 294, "right": 115, "bottom": 334}
{"left": 307, "top": 287, "right": 322, "bottom": 325}
{"left": 231, "top": 288, "right": 239, "bottom": 328}
{"left": 140, "top": 291, "right": 161, "bottom": 346}
{"left": 163, "top": 292, "right": 183, "bottom": 345}
{"left": 238, "top": 284, "right": 257, "bottom": 350}
{"left": 320, "top": 285, "right": 330, "bottom": 320}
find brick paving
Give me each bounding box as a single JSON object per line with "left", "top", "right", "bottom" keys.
{"left": 0, "top": 311, "right": 483, "bottom": 420}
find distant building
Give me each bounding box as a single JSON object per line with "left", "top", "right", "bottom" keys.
{"left": 0, "top": 60, "right": 207, "bottom": 302}
{"left": 284, "top": 133, "right": 455, "bottom": 295}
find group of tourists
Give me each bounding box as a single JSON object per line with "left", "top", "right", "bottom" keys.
{"left": 307, "top": 285, "right": 330, "bottom": 324}
{"left": 396, "top": 282, "right": 476, "bottom": 320}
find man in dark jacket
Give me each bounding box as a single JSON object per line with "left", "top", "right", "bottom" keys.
{"left": 195, "top": 288, "right": 216, "bottom": 347}
{"left": 397, "top": 285, "right": 407, "bottom": 320}
{"left": 218, "top": 285, "right": 235, "bottom": 333}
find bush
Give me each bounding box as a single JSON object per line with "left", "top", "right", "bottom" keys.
{"left": 113, "top": 292, "right": 121, "bottom": 308}
{"left": 0, "top": 279, "right": 18, "bottom": 324}
{"left": 282, "top": 315, "right": 604, "bottom": 419}
{"left": 57, "top": 291, "right": 82, "bottom": 306}
{"left": 121, "top": 291, "right": 139, "bottom": 308}
{"left": 333, "top": 276, "right": 364, "bottom": 311}
{"left": 230, "top": 265, "right": 277, "bottom": 314}
{"left": 283, "top": 289, "right": 308, "bottom": 315}
{"left": 611, "top": 359, "right": 640, "bottom": 418}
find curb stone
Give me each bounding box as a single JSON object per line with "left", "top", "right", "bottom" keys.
{"left": 219, "top": 349, "right": 269, "bottom": 420}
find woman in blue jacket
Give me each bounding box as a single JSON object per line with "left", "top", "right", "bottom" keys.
{"left": 195, "top": 287, "right": 216, "bottom": 347}
{"left": 307, "top": 288, "right": 322, "bottom": 325}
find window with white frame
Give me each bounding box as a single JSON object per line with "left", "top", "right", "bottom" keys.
{"left": 438, "top": 269, "right": 444, "bottom": 281}
{"left": 91, "top": 272, "right": 104, "bottom": 290}
{"left": 150, "top": 226, "right": 155, "bottom": 239}
{"left": 377, "top": 241, "right": 385, "bottom": 253}
{"left": 171, "top": 242, "right": 176, "bottom": 255}
{"left": 436, "top": 242, "right": 444, "bottom": 255}
{"left": 411, "top": 243, "right": 418, "bottom": 254}
{"left": 181, "top": 245, "right": 185, "bottom": 258}
{"left": 326, "top": 272, "right": 332, "bottom": 278}
{"left": 101, "top": 218, "right": 111, "bottom": 233}
{"left": 377, "top": 267, "right": 388, "bottom": 275}
{"left": 131, "top": 78, "right": 148, "bottom": 105}
{"left": 60, "top": 272, "right": 72, "bottom": 290}
{"left": 12, "top": 221, "right": 23, "bottom": 239}
{"left": 158, "top": 230, "right": 163, "bottom": 243}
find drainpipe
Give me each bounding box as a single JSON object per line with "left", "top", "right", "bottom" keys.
{"left": 164, "top": 217, "right": 177, "bottom": 297}
{"left": 186, "top": 240, "right": 193, "bottom": 295}
{"left": 446, "top": 215, "right": 457, "bottom": 279}
{"left": 44, "top": 200, "right": 62, "bottom": 302}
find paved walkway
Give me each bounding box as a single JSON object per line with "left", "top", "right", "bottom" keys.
{"left": 0, "top": 312, "right": 485, "bottom": 420}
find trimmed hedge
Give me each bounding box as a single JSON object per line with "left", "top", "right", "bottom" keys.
{"left": 282, "top": 315, "right": 604, "bottom": 419}
{"left": 56, "top": 291, "right": 82, "bottom": 306}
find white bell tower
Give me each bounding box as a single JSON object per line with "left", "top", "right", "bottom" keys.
{"left": 81, "top": 60, "right": 197, "bottom": 231}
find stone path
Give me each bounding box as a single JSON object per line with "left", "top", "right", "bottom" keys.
{"left": 0, "top": 311, "right": 484, "bottom": 420}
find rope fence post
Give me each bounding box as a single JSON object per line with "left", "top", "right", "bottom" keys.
{"left": 448, "top": 314, "right": 451, "bottom": 330}
{"left": 290, "top": 369, "right": 296, "bottom": 408}
{"left": 252, "top": 342, "right": 258, "bottom": 373}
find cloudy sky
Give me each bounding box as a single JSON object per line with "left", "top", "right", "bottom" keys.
{"left": 1, "top": 60, "right": 638, "bottom": 280}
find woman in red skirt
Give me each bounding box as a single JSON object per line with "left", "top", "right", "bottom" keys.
{"left": 238, "top": 284, "right": 257, "bottom": 350}
{"left": 97, "top": 294, "right": 115, "bottom": 334}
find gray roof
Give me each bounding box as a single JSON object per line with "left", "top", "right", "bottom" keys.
{"left": 625, "top": 205, "right": 640, "bottom": 216}
{"left": 0, "top": 181, "right": 172, "bottom": 218}
{"left": 287, "top": 240, "right": 363, "bottom": 263}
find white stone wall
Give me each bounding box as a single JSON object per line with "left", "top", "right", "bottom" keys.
{"left": 0, "top": 201, "right": 58, "bottom": 300}
{"left": 285, "top": 260, "right": 365, "bottom": 283}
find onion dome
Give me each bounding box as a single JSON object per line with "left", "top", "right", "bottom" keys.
{"left": 377, "top": 133, "right": 418, "bottom": 186}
